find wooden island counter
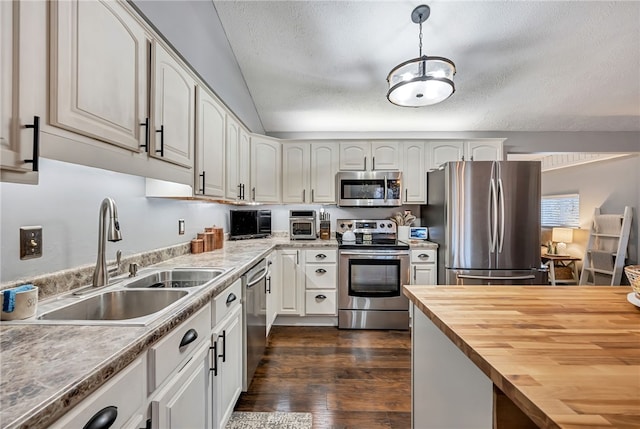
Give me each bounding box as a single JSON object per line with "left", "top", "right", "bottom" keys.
{"left": 403, "top": 285, "right": 640, "bottom": 429}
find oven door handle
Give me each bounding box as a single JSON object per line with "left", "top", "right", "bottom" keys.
{"left": 339, "top": 251, "right": 409, "bottom": 257}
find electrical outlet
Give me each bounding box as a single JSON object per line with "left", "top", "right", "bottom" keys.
{"left": 20, "top": 226, "right": 43, "bottom": 260}
{"left": 178, "top": 219, "right": 185, "bottom": 235}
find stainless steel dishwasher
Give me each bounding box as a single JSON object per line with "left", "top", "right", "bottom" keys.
{"left": 242, "top": 258, "right": 268, "bottom": 391}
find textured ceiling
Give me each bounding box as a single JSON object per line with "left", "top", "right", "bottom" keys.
{"left": 213, "top": 1, "right": 640, "bottom": 134}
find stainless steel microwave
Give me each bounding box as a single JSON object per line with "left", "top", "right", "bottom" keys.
{"left": 336, "top": 171, "right": 402, "bottom": 207}
{"left": 229, "top": 210, "right": 271, "bottom": 240}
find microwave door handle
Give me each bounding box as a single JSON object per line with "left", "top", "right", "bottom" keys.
{"left": 384, "top": 176, "right": 387, "bottom": 202}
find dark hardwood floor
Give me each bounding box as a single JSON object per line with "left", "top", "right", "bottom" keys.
{"left": 235, "top": 326, "right": 412, "bottom": 429}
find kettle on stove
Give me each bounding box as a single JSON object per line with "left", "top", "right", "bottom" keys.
{"left": 342, "top": 229, "right": 356, "bottom": 243}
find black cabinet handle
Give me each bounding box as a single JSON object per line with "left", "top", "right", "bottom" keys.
{"left": 23, "top": 116, "right": 40, "bottom": 172}
{"left": 226, "top": 292, "right": 237, "bottom": 305}
{"left": 83, "top": 406, "right": 117, "bottom": 429}
{"left": 210, "top": 342, "right": 218, "bottom": 376}
{"left": 315, "top": 254, "right": 327, "bottom": 259}
{"left": 364, "top": 156, "right": 367, "bottom": 171}
{"left": 218, "top": 331, "right": 226, "bottom": 362}
{"left": 242, "top": 184, "right": 246, "bottom": 200}
{"left": 315, "top": 268, "right": 327, "bottom": 274}
{"left": 252, "top": 187, "right": 256, "bottom": 201}
{"left": 315, "top": 294, "right": 327, "bottom": 300}
{"left": 139, "top": 117, "right": 149, "bottom": 152}
{"left": 179, "top": 328, "right": 198, "bottom": 348}
{"left": 266, "top": 276, "right": 271, "bottom": 293}
{"left": 373, "top": 156, "right": 376, "bottom": 170}
{"left": 418, "top": 254, "right": 430, "bottom": 259}
{"left": 199, "top": 171, "right": 206, "bottom": 194}
{"left": 155, "top": 125, "right": 164, "bottom": 156}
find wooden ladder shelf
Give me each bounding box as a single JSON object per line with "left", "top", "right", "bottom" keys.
{"left": 579, "top": 206, "right": 633, "bottom": 285}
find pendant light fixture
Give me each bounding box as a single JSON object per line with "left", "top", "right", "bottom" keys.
{"left": 387, "top": 5, "right": 456, "bottom": 107}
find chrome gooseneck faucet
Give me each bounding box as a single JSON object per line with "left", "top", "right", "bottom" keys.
{"left": 92, "top": 197, "right": 122, "bottom": 287}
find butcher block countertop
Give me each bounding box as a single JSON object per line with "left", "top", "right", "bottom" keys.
{"left": 403, "top": 285, "right": 640, "bottom": 429}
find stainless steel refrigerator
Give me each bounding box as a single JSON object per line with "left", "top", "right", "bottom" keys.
{"left": 422, "top": 161, "right": 545, "bottom": 285}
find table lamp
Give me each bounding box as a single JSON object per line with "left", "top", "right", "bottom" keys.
{"left": 552, "top": 227, "right": 573, "bottom": 255}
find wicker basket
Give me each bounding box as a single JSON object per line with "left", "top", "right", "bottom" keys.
{"left": 624, "top": 265, "right": 640, "bottom": 296}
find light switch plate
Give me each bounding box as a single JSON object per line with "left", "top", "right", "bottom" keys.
{"left": 178, "top": 219, "right": 185, "bottom": 235}
{"left": 20, "top": 226, "right": 43, "bottom": 259}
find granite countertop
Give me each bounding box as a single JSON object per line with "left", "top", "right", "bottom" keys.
{"left": 0, "top": 237, "right": 338, "bottom": 429}
{"left": 404, "top": 285, "right": 640, "bottom": 428}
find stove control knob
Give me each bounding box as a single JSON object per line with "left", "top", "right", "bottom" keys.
{"left": 347, "top": 224, "right": 353, "bottom": 229}
{"left": 387, "top": 223, "right": 393, "bottom": 228}
{"left": 340, "top": 223, "right": 345, "bottom": 228}
{"left": 378, "top": 223, "right": 384, "bottom": 228}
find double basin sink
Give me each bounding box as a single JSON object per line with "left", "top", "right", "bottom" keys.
{"left": 21, "top": 268, "right": 228, "bottom": 326}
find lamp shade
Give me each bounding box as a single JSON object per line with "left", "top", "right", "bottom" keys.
{"left": 387, "top": 56, "right": 456, "bottom": 107}
{"left": 552, "top": 227, "right": 573, "bottom": 244}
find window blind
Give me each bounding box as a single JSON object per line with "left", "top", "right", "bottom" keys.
{"left": 541, "top": 193, "right": 580, "bottom": 227}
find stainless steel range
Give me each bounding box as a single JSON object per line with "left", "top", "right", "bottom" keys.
{"left": 336, "top": 219, "right": 410, "bottom": 330}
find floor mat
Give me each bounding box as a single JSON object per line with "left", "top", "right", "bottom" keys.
{"left": 225, "top": 412, "right": 313, "bottom": 429}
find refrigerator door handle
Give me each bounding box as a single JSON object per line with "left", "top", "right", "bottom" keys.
{"left": 490, "top": 178, "right": 498, "bottom": 252}
{"left": 457, "top": 274, "right": 536, "bottom": 281}
{"left": 498, "top": 178, "right": 505, "bottom": 253}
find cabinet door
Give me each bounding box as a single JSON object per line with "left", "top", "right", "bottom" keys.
{"left": 50, "top": 0, "right": 147, "bottom": 152}
{"left": 282, "top": 143, "right": 310, "bottom": 203}
{"left": 152, "top": 41, "right": 195, "bottom": 168}
{"left": 1, "top": 0, "right": 39, "bottom": 183}
{"left": 371, "top": 141, "right": 400, "bottom": 170}
{"left": 251, "top": 137, "right": 281, "bottom": 203}
{"left": 151, "top": 341, "right": 211, "bottom": 429}
{"left": 412, "top": 264, "right": 436, "bottom": 285}
{"left": 225, "top": 115, "right": 240, "bottom": 199}
{"left": 238, "top": 127, "right": 252, "bottom": 200}
{"left": 196, "top": 87, "right": 225, "bottom": 197}
{"left": 428, "top": 141, "right": 464, "bottom": 170}
{"left": 339, "top": 141, "right": 370, "bottom": 170}
{"left": 215, "top": 306, "right": 243, "bottom": 429}
{"left": 266, "top": 252, "right": 278, "bottom": 335}
{"left": 278, "top": 250, "right": 303, "bottom": 315}
{"left": 310, "top": 142, "right": 339, "bottom": 203}
{"left": 402, "top": 141, "right": 427, "bottom": 203}
{"left": 465, "top": 140, "right": 504, "bottom": 161}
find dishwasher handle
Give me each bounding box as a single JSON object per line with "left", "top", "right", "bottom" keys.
{"left": 246, "top": 267, "right": 269, "bottom": 288}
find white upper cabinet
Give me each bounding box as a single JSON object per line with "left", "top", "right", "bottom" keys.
{"left": 465, "top": 139, "right": 504, "bottom": 161}
{"left": 238, "top": 128, "right": 251, "bottom": 198}
{"left": 282, "top": 141, "right": 338, "bottom": 203}
{"left": 225, "top": 115, "right": 240, "bottom": 199}
{"left": 428, "top": 140, "right": 465, "bottom": 170}
{"left": 428, "top": 140, "right": 504, "bottom": 170}
{"left": 310, "top": 142, "right": 339, "bottom": 203}
{"left": 195, "top": 86, "right": 225, "bottom": 197}
{"left": 339, "top": 141, "right": 400, "bottom": 171}
{"left": 49, "top": 0, "right": 148, "bottom": 153}
{"left": 402, "top": 141, "right": 427, "bottom": 203}
{"left": 282, "top": 143, "right": 310, "bottom": 203}
{"left": 151, "top": 41, "right": 195, "bottom": 168}
{"left": 250, "top": 136, "right": 281, "bottom": 203}
{"left": 1, "top": 0, "right": 42, "bottom": 184}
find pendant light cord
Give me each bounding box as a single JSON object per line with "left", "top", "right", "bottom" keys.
{"left": 418, "top": 16, "right": 423, "bottom": 57}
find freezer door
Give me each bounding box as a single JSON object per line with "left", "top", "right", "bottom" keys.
{"left": 446, "top": 269, "right": 546, "bottom": 285}
{"left": 446, "top": 161, "right": 496, "bottom": 270}
{"left": 495, "top": 162, "right": 541, "bottom": 269}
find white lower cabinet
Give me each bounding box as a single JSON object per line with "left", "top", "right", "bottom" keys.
{"left": 411, "top": 249, "right": 437, "bottom": 285}
{"left": 303, "top": 249, "right": 337, "bottom": 316}
{"left": 151, "top": 340, "right": 211, "bottom": 429}
{"left": 48, "top": 356, "right": 146, "bottom": 429}
{"left": 266, "top": 251, "right": 278, "bottom": 335}
{"left": 277, "top": 249, "right": 304, "bottom": 315}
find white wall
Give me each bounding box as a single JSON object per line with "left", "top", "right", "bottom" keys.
{"left": 541, "top": 154, "right": 639, "bottom": 265}
{"left": 131, "top": 0, "right": 264, "bottom": 134}
{"left": 0, "top": 159, "right": 228, "bottom": 282}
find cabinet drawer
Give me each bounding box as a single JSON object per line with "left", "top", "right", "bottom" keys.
{"left": 305, "top": 290, "right": 337, "bottom": 315}
{"left": 305, "top": 264, "right": 337, "bottom": 289}
{"left": 213, "top": 278, "right": 242, "bottom": 326}
{"left": 49, "top": 357, "right": 145, "bottom": 429}
{"left": 304, "top": 249, "right": 336, "bottom": 263}
{"left": 411, "top": 249, "right": 436, "bottom": 263}
{"left": 148, "top": 303, "right": 211, "bottom": 392}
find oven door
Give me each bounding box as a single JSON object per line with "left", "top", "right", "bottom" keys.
{"left": 338, "top": 249, "right": 410, "bottom": 311}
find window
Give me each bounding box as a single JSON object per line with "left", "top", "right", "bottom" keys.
{"left": 541, "top": 193, "right": 580, "bottom": 227}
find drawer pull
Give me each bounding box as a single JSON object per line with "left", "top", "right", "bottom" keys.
{"left": 315, "top": 268, "right": 327, "bottom": 274}
{"left": 83, "top": 406, "right": 117, "bottom": 429}
{"left": 418, "top": 253, "right": 430, "bottom": 259}
{"left": 315, "top": 253, "right": 327, "bottom": 259}
{"left": 315, "top": 294, "right": 327, "bottom": 300}
{"left": 226, "top": 292, "right": 237, "bottom": 305}
{"left": 179, "top": 328, "right": 198, "bottom": 348}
